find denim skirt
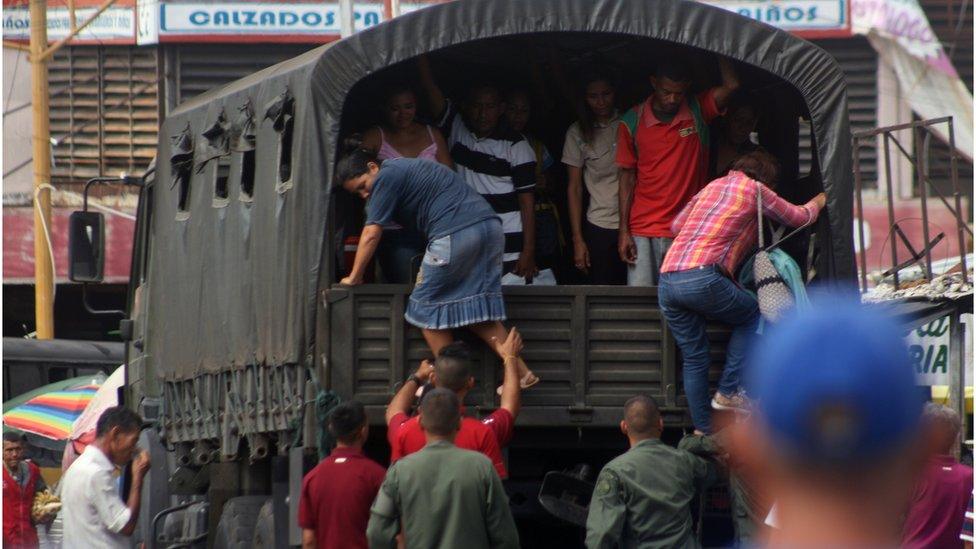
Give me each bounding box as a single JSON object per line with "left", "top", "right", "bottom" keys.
{"left": 405, "top": 217, "right": 506, "bottom": 330}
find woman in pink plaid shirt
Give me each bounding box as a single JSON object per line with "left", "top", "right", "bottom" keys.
{"left": 658, "top": 149, "right": 826, "bottom": 434}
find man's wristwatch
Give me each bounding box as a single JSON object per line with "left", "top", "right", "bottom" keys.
{"left": 407, "top": 374, "right": 423, "bottom": 386}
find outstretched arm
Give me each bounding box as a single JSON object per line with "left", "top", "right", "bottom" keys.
{"left": 385, "top": 360, "right": 434, "bottom": 425}
{"left": 493, "top": 328, "right": 524, "bottom": 419}
{"left": 418, "top": 55, "right": 447, "bottom": 122}
{"left": 431, "top": 127, "right": 455, "bottom": 169}
{"left": 712, "top": 57, "right": 740, "bottom": 110}
{"left": 340, "top": 224, "right": 383, "bottom": 286}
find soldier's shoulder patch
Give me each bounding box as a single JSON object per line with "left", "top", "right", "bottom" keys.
{"left": 596, "top": 470, "right": 621, "bottom": 496}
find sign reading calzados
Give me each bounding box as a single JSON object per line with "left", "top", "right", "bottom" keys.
{"left": 153, "top": 2, "right": 392, "bottom": 41}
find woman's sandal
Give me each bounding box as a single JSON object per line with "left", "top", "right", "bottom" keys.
{"left": 496, "top": 373, "right": 541, "bottom": 395}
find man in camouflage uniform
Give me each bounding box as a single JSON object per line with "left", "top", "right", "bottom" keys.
{"left": 586, "top": 395, "right": 715, "bottom": 549}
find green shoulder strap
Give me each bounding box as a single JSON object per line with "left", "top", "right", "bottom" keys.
{"left": 622, "top": 99, "right": 708, "bottom": 155}
{"left": 688, "top": 96, "right": 709, "bottom": 148}
{"left": 620, "top": 103, "right": 644, "bottom": 149}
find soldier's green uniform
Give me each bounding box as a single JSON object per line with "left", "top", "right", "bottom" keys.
{"left": 366, "top": 440, "right": 520, "bottom": 549}
{"left": 585, "top": 438, "right": 715, "bottom": 549}
{"left": 678, "top": 432, "right": 767, "bottom": 545}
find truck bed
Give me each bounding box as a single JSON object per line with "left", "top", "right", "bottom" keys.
{"left": 325, "top": 285, "right": 731, "bottom": 428}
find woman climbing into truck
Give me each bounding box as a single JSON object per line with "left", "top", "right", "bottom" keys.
{"left": 658, "top": 149, "right": 826, "bottom": 435}
{"left": 336, "top": 144, "right": 540, "bottom": 389}
{"left": 359, "top": 86, "right": 454, "bottom": 283}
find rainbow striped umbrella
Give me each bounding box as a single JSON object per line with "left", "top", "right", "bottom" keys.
{"left": 3, "top": 382, "right": 101, "bottom": 440}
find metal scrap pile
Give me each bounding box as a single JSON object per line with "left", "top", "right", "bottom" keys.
{"left": 863, "top": 270, "right": 974, "bottom": 303}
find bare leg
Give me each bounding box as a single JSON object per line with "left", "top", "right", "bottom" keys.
{"left": 421, "top": 328, "right": 455, "bottom": 357}
{"left": 468, "top": 321, "right": 537, "bottom": 385}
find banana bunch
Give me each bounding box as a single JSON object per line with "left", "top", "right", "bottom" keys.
{"left": 31, "top": 489, "right": 61, "bottom": 521}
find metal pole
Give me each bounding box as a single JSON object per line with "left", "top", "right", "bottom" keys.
{"left": 947, "top": 119, "right": 969, "bottom": 283}
{"left": 913, "top": 127, "right": 934, "bottom": 280}
{"left": 948, "top": 308, "right": 965, "bottom": 458}
{"left": 339, "top": 0, "right": 355, "bottom": 38}
{"left": 853, "top": 137, "right": 868, "bottom": 292}
{"left": 882, "top": 133, "right": 900, "bottom": 289}
{"left": 30, "top": 0, "right": 55, "bottom": 339}
{"left": 390, "top": 0, "right": 401, "bottom": 17}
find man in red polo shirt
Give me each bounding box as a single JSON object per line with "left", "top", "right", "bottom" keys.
{"left": 386, "top": 328, "right": 524, "bottom": 478}
{"left": 298, "top": 400, "right": 385, "bottom": 549}
{"left": 617, "top": 57, "right": 739, "bottom": 285}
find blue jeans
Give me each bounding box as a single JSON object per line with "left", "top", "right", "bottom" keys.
{"left": 659, "top": 265, "right": 760, "bottom": 433}
{"left": 628, "top": 237, "right": 673, "bottom": 286}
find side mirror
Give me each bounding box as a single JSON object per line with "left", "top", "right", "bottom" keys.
{"left": 68, "top": 211, "right": 105, "bottom": 283}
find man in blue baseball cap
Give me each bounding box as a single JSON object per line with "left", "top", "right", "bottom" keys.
{"left": 733, "top": 300, "right": 926, "bottom": 547}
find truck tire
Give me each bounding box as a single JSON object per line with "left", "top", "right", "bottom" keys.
{"left": 251, "top": 499, "right": 275, "bottom": 549}
{"left": 213, "top": 496, "right": 268, "bottom": 549}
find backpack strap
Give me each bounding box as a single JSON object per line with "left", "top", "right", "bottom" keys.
{"left": 688, "top": 96, "right": 709, "bottom": 148}
{"left": 620, "top": 105, "right": 641, "bottom": 151}
{"left": 622, "top": 99, "right": 709, "bottom": 162}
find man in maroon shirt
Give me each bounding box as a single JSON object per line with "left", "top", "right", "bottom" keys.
{"left": 298, "top": 401, "right": 385, "bottom": 549}
{"left": 903, "top": 403, "right": 974, "bottom": 549}
{"left": 386, "top": 328, "right": 524, "bottom": 478}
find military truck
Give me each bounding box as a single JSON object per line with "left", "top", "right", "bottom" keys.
{"left": 68, "top": 0, "right": 858, "bottom": 546}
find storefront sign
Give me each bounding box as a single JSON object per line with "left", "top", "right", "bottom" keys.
{"left": 154, "top": 2, "right": 385, "bottom": 42}
{"left": 907, "top": 314, "right": 973, "bottom": 386}
{"left": 2, "top": 4, "right": 136, "bottom": 44}
{"left": 852, "top": 0, "right": 954, "bottom": 75}
{"left": 700, "top": 0, "right": 850, "bottom": 37}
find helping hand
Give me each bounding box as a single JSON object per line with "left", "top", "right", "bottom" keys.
{"left": 491, "top": 328, "right": 524, "bottom": 359}
{"left": 414, "top": 359, "right": 435, "bottom": 383}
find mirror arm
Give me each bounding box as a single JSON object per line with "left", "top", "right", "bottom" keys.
{"left": 79, "top": 174, "right": 144, "bottom": 317}
{"left": 81, "top": 283, "right": 126, "bottom": 317}
{"left": 83, "top": 175, "right": 144, "bottom": 212}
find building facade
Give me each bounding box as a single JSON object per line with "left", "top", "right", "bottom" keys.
{"left": 2, "top": 0, "right": 972, "bottom": 336}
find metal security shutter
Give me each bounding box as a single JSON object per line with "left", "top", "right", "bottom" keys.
{"left": 171, "top": 44, "right": 317, "bottom": 107}
{"left": 49, "top": 46, "right": 159, "bottom": 184}
{"left": 798, "top": 37, "right": 878, "bottom": 187}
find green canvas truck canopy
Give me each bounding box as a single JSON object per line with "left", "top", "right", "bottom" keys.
{"left": 149, "top": 0, "right": 854, "bottom": 380}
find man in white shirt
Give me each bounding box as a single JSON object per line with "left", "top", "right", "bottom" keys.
{"left": 60, "top": 407, "right": 150, "bottom": 549}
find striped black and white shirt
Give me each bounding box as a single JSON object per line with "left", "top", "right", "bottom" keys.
{"left": 439, "top": 105, "right": 536, "bottom": 268}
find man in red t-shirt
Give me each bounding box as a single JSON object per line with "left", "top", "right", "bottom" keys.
{"left": 386, "top": 328, "right": 524, "bottom": 478}
{"left": 298, "top": 401, "right": 385, "bottom": 549}
{"left": 616, "top": 57, "right": 739, "bottom": 285}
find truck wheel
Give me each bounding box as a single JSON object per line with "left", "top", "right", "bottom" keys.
{"left": 213, "top": 496, "right": 268, "bottom": 549}
{"left": 252, "top": 499, "right": 275, "bottom": 549}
